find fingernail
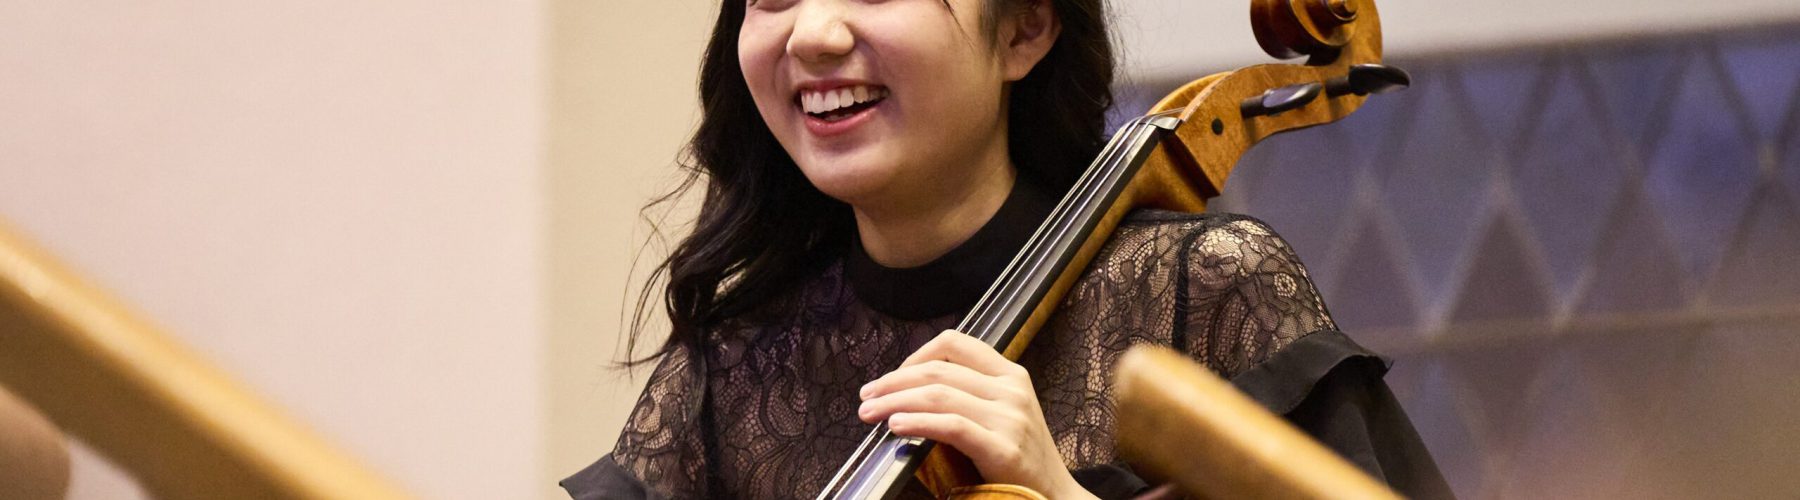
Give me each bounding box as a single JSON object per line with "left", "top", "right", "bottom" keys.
{"left": 859, "top": 383, "right": 872, "bottom": 399}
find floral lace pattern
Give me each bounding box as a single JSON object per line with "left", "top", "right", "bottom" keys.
{"left": 607, "top": 212, "right": 1335, "bottom": 499}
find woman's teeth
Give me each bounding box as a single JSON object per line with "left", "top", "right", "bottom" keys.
{"left": 800, "top": 85, "right": 888, "bottom": 116}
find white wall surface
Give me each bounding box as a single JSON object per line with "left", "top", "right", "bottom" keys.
{"left": 0, "top": 1, "right": 543, "bottom": 499}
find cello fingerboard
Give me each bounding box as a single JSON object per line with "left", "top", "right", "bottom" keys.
{"left": 815, "top": 112, "right": 1182, "bottom": 500}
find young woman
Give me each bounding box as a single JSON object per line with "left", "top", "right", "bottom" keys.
{"left": 564, "top": 0, "right": 1451, "bottom": 498}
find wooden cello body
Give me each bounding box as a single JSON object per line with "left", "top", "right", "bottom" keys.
{"left": 816, "top": 0, "right": 1411, "bottom": 498}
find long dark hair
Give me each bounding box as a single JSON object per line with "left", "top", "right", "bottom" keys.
{"left": 626, "top": 0, "right": 1116, "bottom": 366}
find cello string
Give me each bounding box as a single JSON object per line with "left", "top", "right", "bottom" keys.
{"left": 977, "top": 110, "right": 1175, "bottom": 336}
{"left": 817, "top": 422, "right": 884, "bottom": 497}
{"left": 965, "top": 118, "right": 1154, "bottom": 340}
{"left": 959, "top": 115, "right": 1148, "bottom": 338}
{"left": 817, "top": 116, "right": 1150, "bottom": 497}
{"left": 972, "top": 120, "right": 1137, "bottom": 348}
{"left": 822, "top": 110, "right": 1178, "bottom": 497}
{"left": 955, "top": 115, "right": 1146, "bottom": 337}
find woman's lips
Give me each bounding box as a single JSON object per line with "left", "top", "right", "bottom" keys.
{"left": 798, "top": 84, "right": 888, "bottom": 114}
{"left": 794, "top": 83, "right": 888, "bottom": 138}
{"left": 803, "top": 99, "right": 881, "bottom": 137}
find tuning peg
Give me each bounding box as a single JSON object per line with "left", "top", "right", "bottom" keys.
{"left": 1327, "top": 64, "right": 1412, "bottom": 97}
{"left": 1241, "top": 82, "right": 1325, "bottom": 118}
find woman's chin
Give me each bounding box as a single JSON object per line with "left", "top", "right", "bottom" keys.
{"left": 800, "top": 169, "right": 902, "bottom": 207}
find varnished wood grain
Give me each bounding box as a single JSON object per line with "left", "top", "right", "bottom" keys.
{"left": 0, "top": 220, "right": 409, "bottom": 499}
{"left": 1115, "top": 345, "right": 1402, "bottom": 500}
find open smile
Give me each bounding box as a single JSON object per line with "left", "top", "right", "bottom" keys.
{"left": 797, "top": 84, "right": 890, "bottom": 121}
{"left": 794, "top": 84, "right": 889, "bottom": 137}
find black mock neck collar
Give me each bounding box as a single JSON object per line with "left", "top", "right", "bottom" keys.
{"left": 844, "top": 177, "right": 1056, "bottom": 321}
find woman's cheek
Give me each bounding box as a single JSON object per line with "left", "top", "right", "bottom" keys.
{"left": 736, "top": 25, "right": 786, "bottom": 126}
{"left": 736, "top": 13, "right": 787, "bottom": 84}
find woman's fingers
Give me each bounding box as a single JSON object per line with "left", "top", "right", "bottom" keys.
{"left": 859, "top": 382, "right": 1021, "bottom": 426}
{"left": 899, "top": 330, "right": 1027, "bottom": 378}
{"left": 885, "top": 412, "right": 1019, "bottom": 467}
{"left": 861, "top": 360, "right": 1010, "bottom": 401}
{"left": 868, "top": 333, "right": 1081, "bottom": 497}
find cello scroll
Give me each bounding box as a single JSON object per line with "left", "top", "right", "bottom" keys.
{"left": 1122, "top": 0, "right": 1410, "bottom": 218}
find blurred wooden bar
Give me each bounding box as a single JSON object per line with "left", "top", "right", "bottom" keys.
{"left": 1114, "top": 345, "right": 1400, "bottom": 500}
{"left": 0, "top": 384, "right": 68, "bottom": 500}
{"left": 0, "top": 220, "right": 408, "bottom": 499}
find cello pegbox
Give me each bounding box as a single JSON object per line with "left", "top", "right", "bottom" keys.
{"left": 1325, "top": 63, "right": 1412, "bottom": 97}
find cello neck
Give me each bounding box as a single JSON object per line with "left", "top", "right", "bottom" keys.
{"left": 816, "top": 112, "right": 1185, "bottom": 500}
{"left": 960, "top": 113, "right": 1182, "bottom": 353}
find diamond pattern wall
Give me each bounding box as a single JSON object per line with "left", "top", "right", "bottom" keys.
{"left": 1644, "top": 47, "right": 1761, "bottom": 284}
{"left": 1511, "top": 55, "right": 1630, "bottom": 300}
{"left": 1139, "top": 23, "right": 1800, "bottom": 499}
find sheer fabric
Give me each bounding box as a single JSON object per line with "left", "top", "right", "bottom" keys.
{"left": 586, "top": 207, "right": 1373, "bottom": 495}
{"left": 565, "top": 172, "right": 1450, "bottom": 499}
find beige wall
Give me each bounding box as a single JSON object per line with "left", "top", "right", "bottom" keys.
{"left": 0, "top": 1, "right": 543, "bottom": 498}
{"left": 544, "top": 0, "right": 716, "bottom": 497}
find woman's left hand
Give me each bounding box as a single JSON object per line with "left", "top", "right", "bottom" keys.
{"left": 858, "top": 330, "right": 1097, "bottom": 499}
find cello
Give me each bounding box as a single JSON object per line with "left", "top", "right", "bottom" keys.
{"left": 814, "top": 0, "right": 1411, "bottom": 498}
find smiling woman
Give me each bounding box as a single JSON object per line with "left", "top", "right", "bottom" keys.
{"left": 562, "top": 0, "right": 1449, "bottom": 498}
{"left": 738, "top": 0, "right": 1038, "bottom": 253}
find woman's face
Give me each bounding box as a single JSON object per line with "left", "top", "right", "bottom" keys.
{"left": 739, "top": 0, "right": 1044, "bottom": 208}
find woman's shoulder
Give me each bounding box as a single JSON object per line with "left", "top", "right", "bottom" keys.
{"left": 1087, "top": 208, "right": 1336, "bottom": 376}
{"left": 1114, "top": 209, "right": 1285, "bottom": 244}
{"left": 1101, "top": 209, "right": 1312, "bottom": 278}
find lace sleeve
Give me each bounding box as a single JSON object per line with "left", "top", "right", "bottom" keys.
{"left": 1172, "top": 219, "right": 1453, "bottom": 499}
{"left": 1024, "top": 212, "right": 1443, "bottom": 498}
{"left": 1172, "top": 215, "right": 1337, "bottom": 379}
{"left": 592, "top": 345, "right": 712, "bottom": 498}
{"left": 1021, "top": 212, "right": 1339, "bottom": 474}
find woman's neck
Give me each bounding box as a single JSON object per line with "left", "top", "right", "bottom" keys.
{"left": 852, "top": 159, "right": 1018, "bottom": 268}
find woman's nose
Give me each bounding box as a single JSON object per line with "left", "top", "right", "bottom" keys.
{"left": 787, "top": 1, "right": 854, "bottom": 63}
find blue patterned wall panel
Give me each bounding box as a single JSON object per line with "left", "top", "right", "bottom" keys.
{"left": 1129, "top": 23, "right": 1800, "bottom": 499}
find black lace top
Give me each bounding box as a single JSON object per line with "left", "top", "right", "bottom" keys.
{"left": 563, "top": 180, "right": 1453, "bottom": 499}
